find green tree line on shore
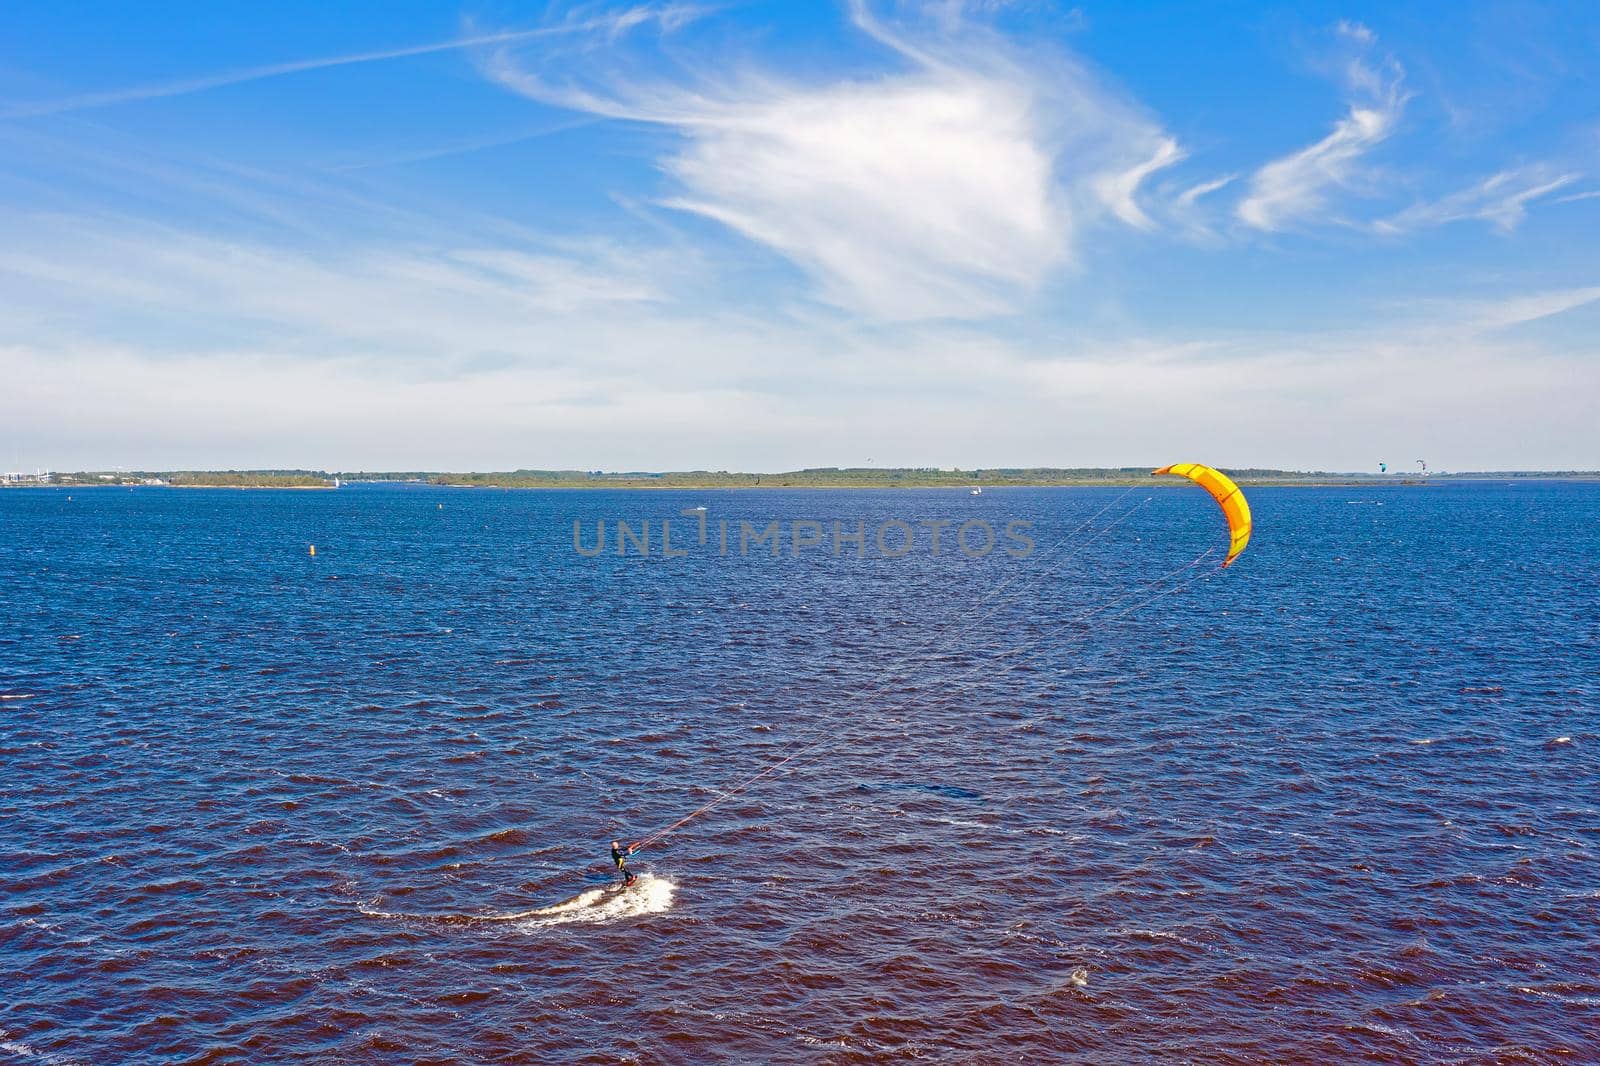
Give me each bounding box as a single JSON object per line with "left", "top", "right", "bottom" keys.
{"left": 17, "top": 466, "right": 1599, "bottom": 490}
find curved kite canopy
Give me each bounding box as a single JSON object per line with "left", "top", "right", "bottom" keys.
{"left": 1152, "top": 463, "right": 1252, "bottom": 567}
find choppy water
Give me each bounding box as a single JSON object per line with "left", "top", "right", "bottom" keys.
{"left": 2, "top": 482, "right": 1596, "bottom": 1063}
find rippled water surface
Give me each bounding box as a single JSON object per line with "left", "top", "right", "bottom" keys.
{"left": 2, "top": 482, "right": 1597, "bottom": 1063}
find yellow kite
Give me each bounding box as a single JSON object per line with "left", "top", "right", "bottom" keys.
{"left": 1152, "top": 463, "right": 1252, "bottom": 567}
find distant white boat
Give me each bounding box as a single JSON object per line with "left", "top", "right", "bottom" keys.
{"left": 970, "top": 487, "right": 982, "bottom": 496}
{"left": 690, "top": 505, "right": 707, "bottom": 511}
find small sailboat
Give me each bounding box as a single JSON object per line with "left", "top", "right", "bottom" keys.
{"left": 969, "top": 487, "right": 982, "bottom": 496}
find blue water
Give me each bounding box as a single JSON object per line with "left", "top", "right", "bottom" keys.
{"left": 2, "top": 482, "right": 1596, "bottom": 1062}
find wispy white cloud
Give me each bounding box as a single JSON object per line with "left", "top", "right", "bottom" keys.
{"left": 323, "top": 116, "right": 601, "bottom": 172}
{"left": 0, "top": 5, "right": 707, "bottom": 119}
{"left": 1176, "top": 173, "right": 1235, "bottom": 208}
{"left": 482, "top": 1, "right": 1182, "bottom": 319}
{"left": 1093, "top": 137, "right": 1185, "bottom": 230}
{"left": 1143, "top": 172, "right": 1237, "bottom": 239}
{"left": 1462, "top": 285, "right": 1600, "bottom": 330}
{"left": 1334, "top": 19, "right": 1376, "bottom": 47}
{"left": 1237, "top": 22, "right": 1407, "bottom": 231}
{"left": 1375, "top": 167, "right": 1579, "bottom": 234}
{"left": 1237, "top": 105, "right": 1398, "bottom": 230}
{"left": 0, "top": 216, "right": 680, "bottom": 360}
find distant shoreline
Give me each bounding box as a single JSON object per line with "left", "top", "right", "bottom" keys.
{"left": 7, "top": 468, "right": 1599, "bottom": 491}
{"left": 1, "top": 482, "right": 334, "bottom": 490}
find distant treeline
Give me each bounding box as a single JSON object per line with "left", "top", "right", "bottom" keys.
{"left": 167, "top": 471, "right": 332, "bottom": 488}
{"left": 41, "top": 470, "right": 333, "bottom": 488}
{"left": 21, "top": 467, "right": 1600, "bottom": 490}
{"left": 410, "top": 466, "right": 1570, "bottom": 488}
{"left": 427, "top": 467, "right": 1185, "bottom": 488}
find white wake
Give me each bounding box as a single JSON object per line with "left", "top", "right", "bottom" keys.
{"left": 359, "top": 873, "right": 676, "bottom": 928}
{"left": 509, "top": 873, "right": 676, "bottom": 927}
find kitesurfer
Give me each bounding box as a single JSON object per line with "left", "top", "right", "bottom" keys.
{"left": 611, "top": 841, "right": 637, "bottom": 886}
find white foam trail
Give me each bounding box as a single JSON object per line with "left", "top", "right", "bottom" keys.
{"left": 359, "top": 874, "right": 676, "bottom": 927}
{"left": 512, "top": 874, "right": 676, "bottom": 927}
{"left": 0, "top": 1027, "right": 84, "bottom": 1065}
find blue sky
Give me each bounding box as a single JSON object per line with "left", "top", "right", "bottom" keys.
{"left": 1, "top": 1, "right": 1596, "bottom": 471}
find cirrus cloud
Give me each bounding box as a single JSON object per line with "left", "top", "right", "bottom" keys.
{"left": 1237, "top": 21, "right": 1408, "bottom": 231}
{"left": 1374, "top": 166, "right": 1579, "bottom": 234}
{"left": 482, "top": 1, "right": 1182, "bottom": 320}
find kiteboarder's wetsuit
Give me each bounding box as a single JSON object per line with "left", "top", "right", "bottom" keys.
{"left": 611, "top": 842, "right": 637, "bottom": 886}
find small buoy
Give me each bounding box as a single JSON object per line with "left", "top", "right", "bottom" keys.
{"left": 309, "top": 544, "right": 316, "bottom": 556}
